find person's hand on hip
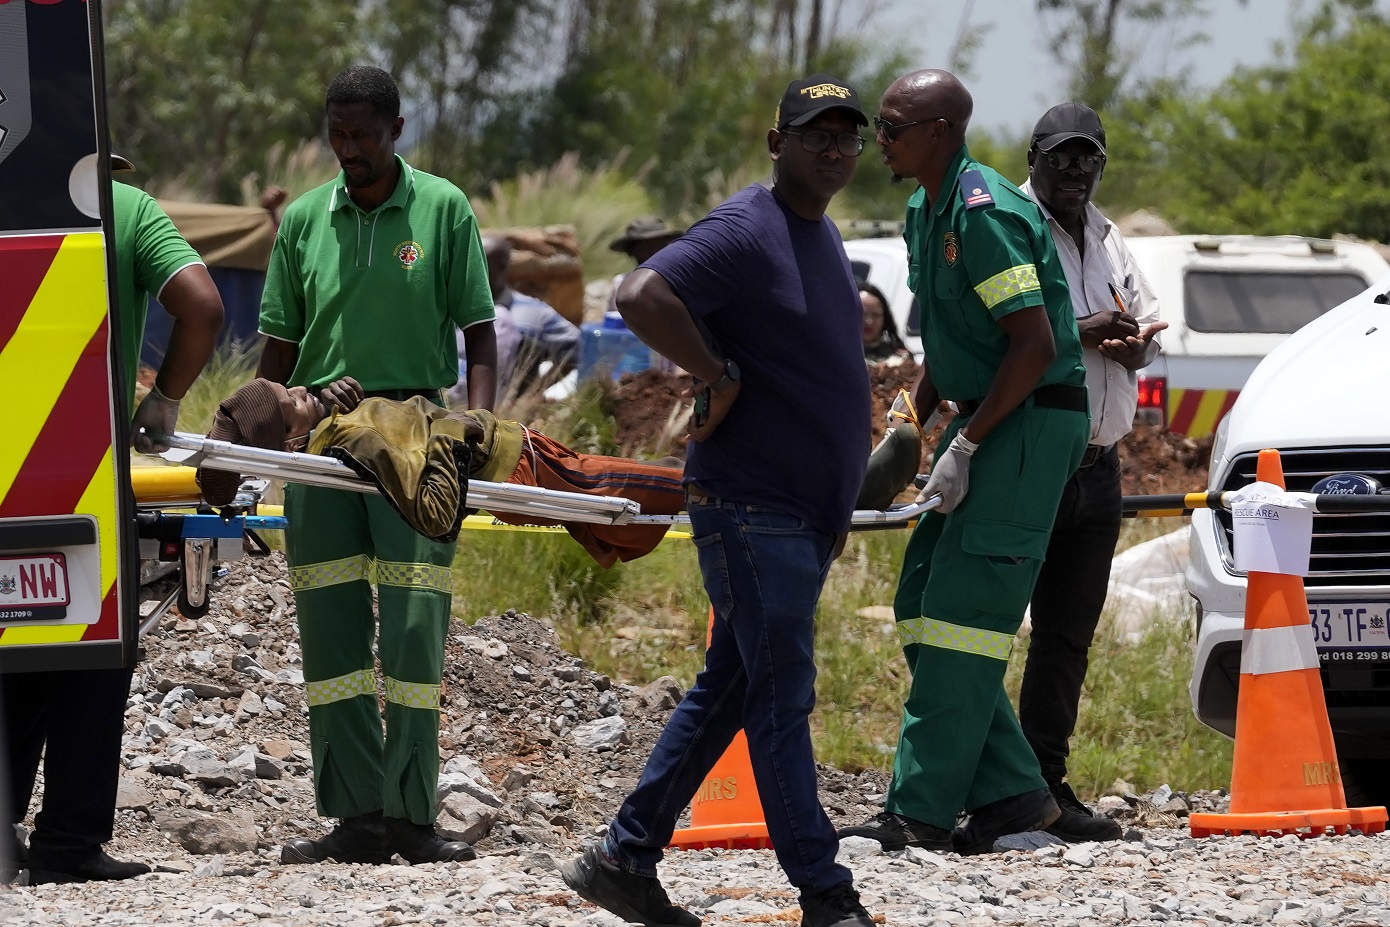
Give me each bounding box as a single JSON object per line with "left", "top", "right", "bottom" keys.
{"left": 916, "top": 431, "right": 978, "bottom": 514}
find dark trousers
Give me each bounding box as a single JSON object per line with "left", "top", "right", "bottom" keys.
{"left": 606, "top": 496, "right": 850, "bottom": 894}
{"left": 1018, "top": 444, "right": 1122, "bottom": 784}
{"left": 2, "top": 664, "right": 134, "bottom": 861}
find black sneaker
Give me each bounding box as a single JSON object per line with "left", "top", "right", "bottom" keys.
{"left": 281, "top": 811, "right": 392, "bottom": 865}
{"left": 26, "top": 848, "right": 150, "bottom": 884}
{"left": 836, "top": 811, "right": 953, "bottom": 852}
{"left": 387, "top": 819, "right": 476, "bottom": 864}
{"left": 799, "top": 881, "right": 875, "bottom": 927}
{"left": 560, "top": 843, "right": 700, "bottom": 927}
{"left": 953, "top": 787, "right": 1061, "bottom": 856}
{"left": 1044, "top": 781, "right": 1122, "bottom": 843}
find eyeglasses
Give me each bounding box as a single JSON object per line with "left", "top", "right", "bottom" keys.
{"left": 781, "top": 129, "right": 865, "bottom": 157}
{"left": 1039, "top": 150, "right": 1105, "bottom": 173}
{"left": 873, "top": 115, "right": 952, "bottom": 142}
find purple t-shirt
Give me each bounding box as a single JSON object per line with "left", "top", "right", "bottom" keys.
{"left": 644, "top": 185, "right": 870, "bottom": 535}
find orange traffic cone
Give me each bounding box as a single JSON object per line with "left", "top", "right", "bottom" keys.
{"left": 1190, "top": 449, "right": 1388, "bottom": 838}
{"left": 668, "top": 607, "right": 772, "bottom": 851}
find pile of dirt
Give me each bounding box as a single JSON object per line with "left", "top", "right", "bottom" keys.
{"left": 604, "top": 364, "right": 1212, "bottom": 497}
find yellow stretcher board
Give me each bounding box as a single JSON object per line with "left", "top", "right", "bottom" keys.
{"left": 0, "top": 0, "right": 138, "bottom": 671}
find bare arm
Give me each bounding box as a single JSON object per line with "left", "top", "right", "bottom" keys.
{"left": 616, "top": 269, "right": 723, "bottom": 383}
{"left": 152, "top": 265, "right": 223, "bottom": 400}
{"left": 461, "top": 321, "right": 498, "bottom": 412}
{"left": 959, "top": 304, "right": 1056, "bottom": 445}
{"left": 257, "top": 337, "right": 299, "bottom": 385}
{"left": 616, "top": 269, "right": 734, "bottom": 441}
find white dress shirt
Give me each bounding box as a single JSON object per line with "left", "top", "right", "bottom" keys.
{"left": 1021, "top": 179, "right": 1161, "bottom": 448}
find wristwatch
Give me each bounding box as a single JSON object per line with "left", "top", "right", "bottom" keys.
{"left": 709, "top": 358, "right": 741, "bottom": 391}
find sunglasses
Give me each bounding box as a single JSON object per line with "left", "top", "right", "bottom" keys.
{"left": 1038, "top": 150, "right": 1105, "bottom": 173}
{"left": 872, "top": 115, "right": 953, "bottom": 142}
{"left": 781, "top": 129, "right": 866, "bottom": 157}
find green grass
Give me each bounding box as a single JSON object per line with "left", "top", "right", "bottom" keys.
{"left": 450, "top": 500, "right": 1233, "bottom": 798}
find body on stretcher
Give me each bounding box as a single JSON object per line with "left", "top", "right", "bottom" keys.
{"left": 129, "top": 432, "right": 939, "bottom": 634}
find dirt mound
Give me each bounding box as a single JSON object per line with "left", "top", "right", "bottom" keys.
{"left": 603, "top": 364, "right": 1211, "bottom": 498}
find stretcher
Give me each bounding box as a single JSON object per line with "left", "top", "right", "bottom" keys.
{"left": 129, "top": 432, "right": 940, "bottom": 633}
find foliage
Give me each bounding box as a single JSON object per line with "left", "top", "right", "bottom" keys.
{"left": 106, "top": 1, "right": 364, "bottom": 203}
{"left": 1102, "top": 5, "right": 1390, "bottom": 241}
{"left": 1036, "top": 0, "right": 1244, "bottom": 112}
{"left": 170, "top": 340, "right": 259, "bottom": 435}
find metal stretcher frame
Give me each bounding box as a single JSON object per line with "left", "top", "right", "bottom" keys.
{"left": 160, "top": 432, "right": 941, "bottom": 529}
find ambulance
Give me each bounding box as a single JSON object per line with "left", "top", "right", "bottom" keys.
{"left": 0, "top": 0, "right": 140, "bottom": 672}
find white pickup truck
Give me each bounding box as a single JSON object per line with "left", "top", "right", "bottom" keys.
{"left": 1186, "top": 274, "right": 1390, "bottom": 805}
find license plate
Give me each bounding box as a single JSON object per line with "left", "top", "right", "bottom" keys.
{"left": 0, "top": 553, "right": 70, "bottom": 622}
{"left": 1309, "top": 602, "right": 1390, "bottom": 661}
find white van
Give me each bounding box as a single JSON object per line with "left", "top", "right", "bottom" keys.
{"left": 1186, "top": 273, "right": 1390, "bottom": 805}
{"left": 844, "top": 232, "right": 1389, "bottom": 438}
{"left": 1126, "top": 236, "right": 1388, "bottom": 437}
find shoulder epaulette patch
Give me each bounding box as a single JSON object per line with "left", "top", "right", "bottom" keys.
{"left": 959, "top": 169, "right": 994, "bottom": 209}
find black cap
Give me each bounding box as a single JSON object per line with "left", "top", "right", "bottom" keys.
{"left": 775, "top": 74, "right": 868, "bottom": 130}
{"left": 1031, "top": 102, "right": 1106, "bottom": 154}
{"left": 111, "top": 153, "right": 136, "bottom": 172}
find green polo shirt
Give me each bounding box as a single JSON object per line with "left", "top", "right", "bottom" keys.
{"left": 905, "top": 145, "right": 1085, "bottom": 402}
{"left": 258, "top": 156, "right": 493, "bottom": 390}
{"left": 112, "top": 182, "right": 205, "bottom": 411}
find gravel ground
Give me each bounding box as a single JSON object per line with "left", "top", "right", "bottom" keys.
{"left": 4, "top": 554, "right": 1387, "bottom": 926}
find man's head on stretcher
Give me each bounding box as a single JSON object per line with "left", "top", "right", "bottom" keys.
{"left": 192, "top": 377, "right": 686, "bottom": 565}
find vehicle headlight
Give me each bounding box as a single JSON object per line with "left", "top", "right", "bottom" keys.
{"left": 1207, "top": 415, "right": 1231, "bottom": 490}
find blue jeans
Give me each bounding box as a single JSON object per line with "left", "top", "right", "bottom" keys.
{"left": 605, "top": 496, "right": 851, "bottom": 893}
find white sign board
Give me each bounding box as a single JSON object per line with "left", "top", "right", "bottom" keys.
{"left": 1230, "top": 481, "right": 1315, "bottom": 576}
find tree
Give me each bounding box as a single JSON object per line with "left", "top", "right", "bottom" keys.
{"left": 106, "top": 0, "right": 366, "bottom": 202}
{"left": 1036, "top": 0, "right": 1245, "bottom": 112}
{"left": 1101, "top": 4, "right": 1390, "bottom": 242}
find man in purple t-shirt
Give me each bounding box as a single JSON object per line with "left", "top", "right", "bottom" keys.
{"left": 559, "top": 76, "right": 875, "bottom": 927}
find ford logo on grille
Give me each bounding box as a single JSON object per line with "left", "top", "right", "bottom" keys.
{"left": 1311, "top": 473, "right": 1382, "bottom": 495}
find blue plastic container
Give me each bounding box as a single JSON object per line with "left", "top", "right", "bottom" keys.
{"left": 578, "top": 312, "right": 652, "bottom": 382}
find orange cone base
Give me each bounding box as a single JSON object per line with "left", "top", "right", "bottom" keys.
{"left": 1190, "top": 805, "right": 1387, "bottom": 839}
{"left": 668, "top": 821, "right": 772, "bottom": 851}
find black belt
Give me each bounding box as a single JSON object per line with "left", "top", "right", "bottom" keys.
{"left": 1078, "top": 443, "right": 1116, "bottom": 468}
{"left": 955, "top": 383, "right": 1088, "bottom": 418}
{"left": 363, "top": 387, "right": 444, "bottom": 403}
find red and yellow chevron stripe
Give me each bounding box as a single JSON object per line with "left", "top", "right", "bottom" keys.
{"left": 1167, "top": 387, "right": 1239, "bottom": 439}
{"left": 0, "top": 232, "right": 122, "bottom": 646}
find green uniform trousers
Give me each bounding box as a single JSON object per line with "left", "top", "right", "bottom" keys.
{"left": 284, "top": 482, "right": 456, "bottom": 825}
{"left": 887, "top": 406, "right": 1087, "bottom": 830}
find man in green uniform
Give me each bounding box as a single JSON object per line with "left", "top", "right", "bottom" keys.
{"left": 840, "top": 69, "right": 1090, "bottom": 855}
{"left": 257, "top": 66, "right": 497, "bottom": 866}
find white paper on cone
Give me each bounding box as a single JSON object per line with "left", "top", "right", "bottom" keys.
{"left": 1230, "top": 481, "right": 1316, "bottom": 576}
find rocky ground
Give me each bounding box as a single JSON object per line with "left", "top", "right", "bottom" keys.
{"left": 5, "top": 553, "right": 1390, "bottom": 925}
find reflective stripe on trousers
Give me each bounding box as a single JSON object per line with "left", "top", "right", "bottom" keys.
{"left": 897, "top": 616, "right": 1015, "bottom": 661}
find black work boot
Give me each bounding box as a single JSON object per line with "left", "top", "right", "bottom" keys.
{"left": 799, "top": 881, "right": 876, "bottom": 927}
{"left": 387, "top": 818, "right": 475, "bottom": 864}
{"left": 1044, "top": 780, "right": 1122, "bottom": 843}
{"left": 953, "top": 787, "right": 1061, "bottom": 855}
{"left": 26, "top": 848, "right": 150, "bottom": 884}
{"left": 281, "top": 811, "right": 392, "bottom": 865}
{"left": 1, "top": 826, "right": 24, "bottom": 884}
{"left": 560, "top": 843, "right": 700, "bottom": 927}
{"left": 836, "top": 811, "right": 953, "bottom": 852}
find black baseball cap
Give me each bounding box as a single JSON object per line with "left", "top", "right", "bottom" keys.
{"left": 1031, "top": 102, "right": 1106, "bottom": 154}
{"left": 775, "top": 74, "right": 868, "bottom": 130}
